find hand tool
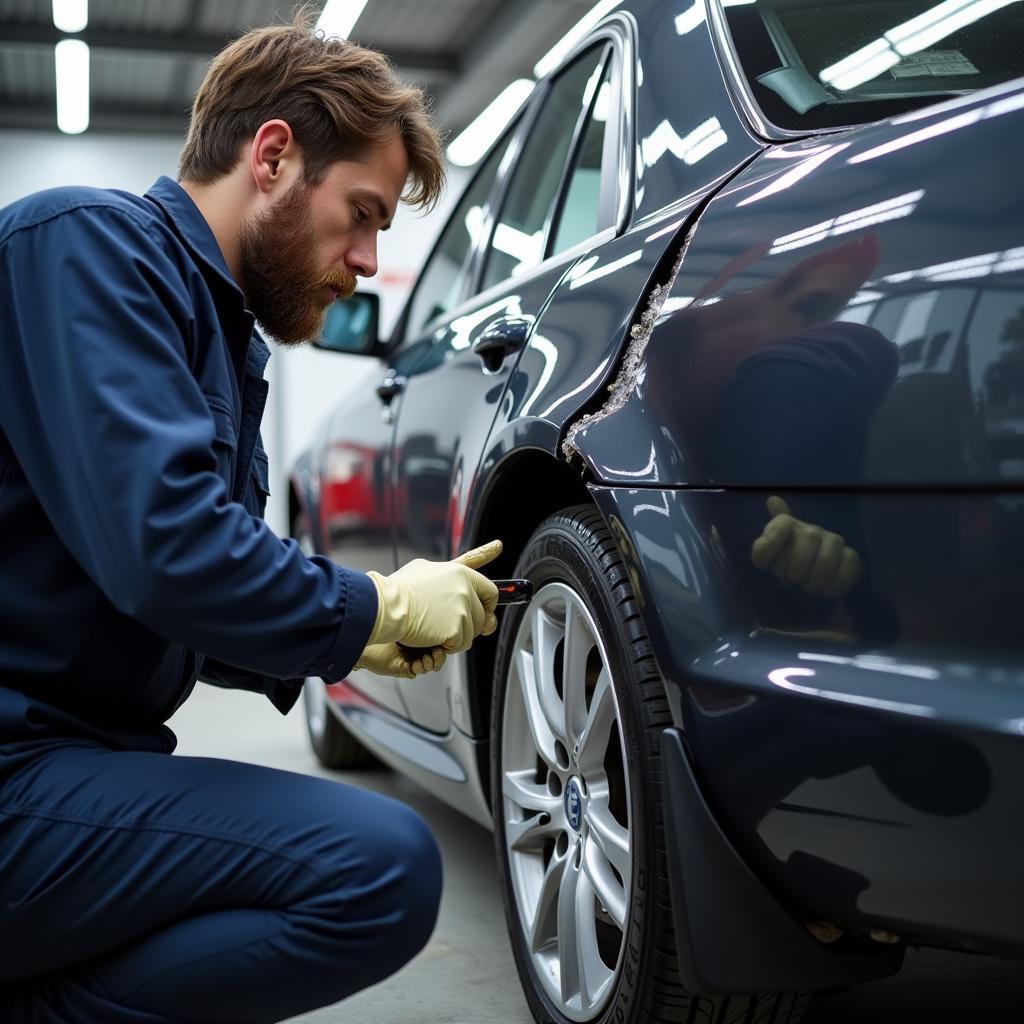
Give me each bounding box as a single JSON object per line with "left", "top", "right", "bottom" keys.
{"left": 493, "top": 579, "right": 533, "bottom": 605}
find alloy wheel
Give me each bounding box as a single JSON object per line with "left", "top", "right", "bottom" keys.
{"left": 501, "top": 582, "right": 632, "bottom": 1021}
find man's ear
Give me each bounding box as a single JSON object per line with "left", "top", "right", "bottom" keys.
{"left": 250, "top": 120, "right": 300, "bottom": 194}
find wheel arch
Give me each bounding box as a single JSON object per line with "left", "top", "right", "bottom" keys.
{"left": 461, "top": 445, "right": 593, "bottom": 802}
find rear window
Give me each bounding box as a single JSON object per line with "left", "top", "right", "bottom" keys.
{"left": 721, "top": 0, "right": 1024, "bottom": 131}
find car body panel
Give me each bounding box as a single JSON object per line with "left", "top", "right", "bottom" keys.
{"left": 325, "top": 680, "right": 493, "bottom": 828}
{"left": 385, "top": 32, "right": 634, "bottom": 733}
{"left": 571, "top": 80, "right": 1024, "bottom": 488}
{"left": 620, "top": 0, "right": 763, "bottom": 218}
{"left": 317, "top": 386, "right": 404, "bottom": 714}
{"left": 289, "top": 0, "right": 1024, "bottom": 969}
{"left": 592, "top": 483, "right": 1024, "bottom": 951}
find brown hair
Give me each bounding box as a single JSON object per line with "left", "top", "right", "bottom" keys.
{"left": 178, "top": 6, "right": 445, "bottom": 209}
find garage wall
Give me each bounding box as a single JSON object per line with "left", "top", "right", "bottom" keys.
{"left": 0, "top": 130, "right": 467, "bottom": 536}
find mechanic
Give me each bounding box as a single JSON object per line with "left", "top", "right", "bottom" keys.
{"left": 0, "top": 13, "right": 501, "bottom": 1023}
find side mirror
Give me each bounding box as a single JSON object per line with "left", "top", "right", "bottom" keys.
{"left": 314, "top": 292, "right": 383, "bottom": 357}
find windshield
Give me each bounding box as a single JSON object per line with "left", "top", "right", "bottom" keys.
{"left": 720, "top": 0, "right": 1024, "bottom": 131}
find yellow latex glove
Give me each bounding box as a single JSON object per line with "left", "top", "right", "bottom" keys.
{"left": 354, "top": 643, "right": 446, "bottom": 680}
{"left": 751, "top": 497, "right": 862, "bottom": 599}
{"left": 366, "top": 540, "right": 502, "bottom": 654}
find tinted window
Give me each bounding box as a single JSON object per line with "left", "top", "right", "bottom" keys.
{"left": 480, "top": 47, "right": 609, "bottom": 292}
{"left": 722, "top": 0, "right": 1024, "bottom": 131}
{"left": 404, "top": 130, "right": 514, "bottom": 338}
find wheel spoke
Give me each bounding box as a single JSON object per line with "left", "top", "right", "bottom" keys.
{"left": 529, "top": 848, "right": 566, "bottom": 953}
{"left": 556, "top": 848, "right": 585, "bottom": 1004}
{"left": 532, "top": 604, "right": 568, "bottom": 746}
{"left": 576, "top": 667, "right": 615, "bottom": 774}
{"left": 557, "top": 849, "right": 610, "bottom": 1010}
{"left": 582, "top": 831, "right": 627, "bottom": 931}
{"left": 503, "top": 768, "right": 560, "bottom": 816}
{"left": 575, "top": 865, "right": 615, "bottom": 1010}
{"left": 507, "top": 812, "right": 561, "bottom": 854}
{"left": 562, "top": 601, "right": 594, "bottom": 749}
{"left": 503, "top": 771, "right": 562, "bottom": 852}
{"left": 516, "top": 649, "right": 560, "bottom": 769}
{"left": 585, "top": 786, "right": 631, "bottom": 882}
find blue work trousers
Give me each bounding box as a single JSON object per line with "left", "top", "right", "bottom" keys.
{"left": 0, "top": 743, "right": 443, "bottom": 1022}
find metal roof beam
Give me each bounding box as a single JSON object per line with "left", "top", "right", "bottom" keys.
{"left": 1, "top": 20, "right": 458, "bottom": 81}
{"left": 0, "top": 98, "right": 188, "bottom": 135}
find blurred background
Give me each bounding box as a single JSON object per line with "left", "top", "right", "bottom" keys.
{"left": 0, "top": 0, "right": 609, "bottom": 535}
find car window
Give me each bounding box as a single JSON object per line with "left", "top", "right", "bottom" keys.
{"left": 403, "top": 129, "right": 515, "bottom": 339}
{"left": 720, "top": 0, "right": 1024, "bottom": 131}
{"left": 480, "top": 47, "right": 610, "bottom": 292}
{"left": 550, "top": 66, "right": 614, "bottom": 255}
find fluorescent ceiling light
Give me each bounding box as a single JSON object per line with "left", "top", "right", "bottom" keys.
{"left": 849, "top": 87, "right": 1024, "bottom": 164}
{"left": 681, "top": 118, "right": 728, "bottom": 164}
{"left": 593, "top": 80, "right": 611, "bottom": 122}
{"left": 737, "top": 143, "right": 850, "bottom": 206}
{"left": 52, "top": 0, "right": 87, "bottom": 33}
{"left": 55, "top": 39, "right": 89, "bottom": 134}
{"left": 768, "top": 189, "right": 924, "bottom": 254}
{"left": 677, "top": 0, "right": 757, "bottom": 34}
{"left": 675, "top": 2, "right": 705, "bottom": 34}
{"left": 888, "top": 0, "right": 1018, "bottom": 56}
{"left": 849, "top": 109, "right": 980, "bottom": 162}
{"left": 463, "top": 205, "right": 486, "bottom": 247}
{"left": 848, "top": 289, "right": 885, "bottom": 305}
{"left": 534, "top": 0, "right": 623, "bottom": 78}
{"left": 568, "top": 249, "right": 643, "bottom": 290}
{"left": 819, "top": 37, "right": 901, "bottom": 91}
{"left": 316, "top": 0, "right": 369, "bottom": 39}
{"left": 880, "top": 246, "right": 1024, "bottom": 284}
{"left": 641, "top": 117, "right": 728, "bottom": 167}
{"left": 491, "top": 223, "right": 543, "bottom": 266}
{"left": 447, "top": 79, "right": 534, "bottom": 167}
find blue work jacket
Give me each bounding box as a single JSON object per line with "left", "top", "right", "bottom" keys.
{"left": 0, "top": 176, "right": 378, "bottom": 763}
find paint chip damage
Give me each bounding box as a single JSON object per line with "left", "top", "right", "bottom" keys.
{"left": 560, "top": 230, "right": 693, "bottom": 463}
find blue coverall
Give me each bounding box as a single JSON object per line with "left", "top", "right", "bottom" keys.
{"left": 0, "top": 177, "right": 442, "bottom": 1021}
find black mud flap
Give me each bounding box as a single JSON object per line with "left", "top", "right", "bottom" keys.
{"left": 661, "top": 728, "right": 904, "bottom": 995}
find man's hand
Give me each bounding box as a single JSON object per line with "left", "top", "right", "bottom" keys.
{"left": 355, "top": 643, "right": 447, "bottom": 680}
{"left": 366, "top": 539, "right": 503, "bottom": 654}
{"left": 751, "top": 497, "right": 861, "bottom": 598}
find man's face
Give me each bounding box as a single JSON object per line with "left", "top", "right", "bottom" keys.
{"left": 239, "top": 134, "right": 409, "bottom": 346}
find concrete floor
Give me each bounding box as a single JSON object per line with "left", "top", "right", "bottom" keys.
{"left": 169, "top": 683, "right": 1024, "bottom": 1024}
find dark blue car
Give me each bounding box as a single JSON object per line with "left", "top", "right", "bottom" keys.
{"left": 288, "top": 2, "right": 1024, "bottom": 1021}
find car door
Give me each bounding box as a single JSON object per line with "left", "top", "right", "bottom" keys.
{"left": 387, "top": 32, "right": 629, "bottom": 733}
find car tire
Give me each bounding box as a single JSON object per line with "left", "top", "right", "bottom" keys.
{"left": 491, "top": 505, "right": 809, "bottom": 1024}
{"left": 293, "top": 517, "right": 376, "bottom": 771}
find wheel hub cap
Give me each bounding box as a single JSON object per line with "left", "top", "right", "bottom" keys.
{"left": 565, "top": 778, "right": 584, "bottom": 832}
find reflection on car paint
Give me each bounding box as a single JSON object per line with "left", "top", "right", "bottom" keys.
{"left": 640, "top": 117, "right": 730, "bottom": 169}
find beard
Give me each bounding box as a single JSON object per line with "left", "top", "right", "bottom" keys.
{"left": 238, "top": 179, "right": 358, "bottom": 347}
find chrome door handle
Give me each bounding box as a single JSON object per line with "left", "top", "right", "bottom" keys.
{"left": 471, "top": 316, "right": 532, "bottom": 372}
{"left": 375, "top": 372, "right": 406, "bottom": 405}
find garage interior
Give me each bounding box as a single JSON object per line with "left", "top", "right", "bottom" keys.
{"left": 2, "top": 1, "right": 1024, "bottom": 1022}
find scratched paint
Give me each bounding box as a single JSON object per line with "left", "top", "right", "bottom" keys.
{"left": 560, "top": 230, "right": 692, "bottom": 462}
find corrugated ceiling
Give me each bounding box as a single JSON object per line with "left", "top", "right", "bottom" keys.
{"left": 0, "top": 0, "right": 594, "bottom": 136}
